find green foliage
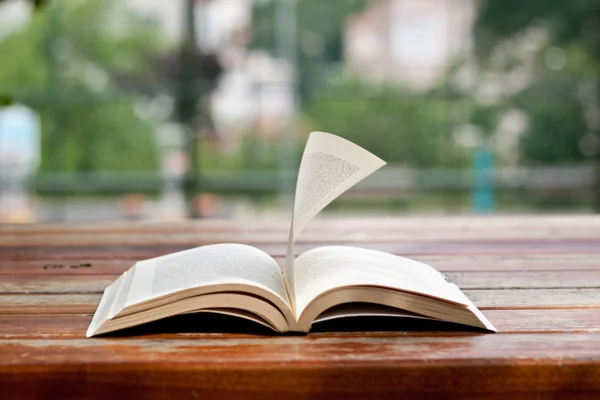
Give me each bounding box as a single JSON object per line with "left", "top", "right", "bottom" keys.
{"left": 475, "top": 0, "right": 600, "bottom": 58}
{"left": 199, "top": 134, "right": 281, "bottom": 172}
{"left": 517, "top": 93, "right": 587, "bottom": 164}
{"left": 304, "top": 79, "right": 469, "bottom": 168}
{"left": 513, "top": 50, "right": 592, "bottom": 164}
{"left": 473, "top": 0, "right": 600, "bottom": 166}
{"left": 0, "top": 0, "right": 47, "bottom": 10}
{"left": 39, "top": 100, "right": 159, "bottom": 172}
{"left": 250, "top": 0, "right": 366, "bottom": 103}
{"left": 0, "top": 0, "right": 164, "bottom": 173}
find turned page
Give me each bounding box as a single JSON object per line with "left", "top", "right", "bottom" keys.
{"left": 285, "top": 132, "right": 386, "bottom": 305}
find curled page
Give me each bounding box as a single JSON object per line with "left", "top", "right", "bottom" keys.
{"left": 285, "top": 132, "right": 386, "bottom": 307}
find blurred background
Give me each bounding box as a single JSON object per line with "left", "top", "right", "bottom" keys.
{"left": 0, "top": 0, "right": 598, "bottom": 223}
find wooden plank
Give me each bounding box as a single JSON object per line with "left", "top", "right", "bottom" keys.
{"left": 2, "top": 217, "right": 600, "bottom": 252}
{"left": 0, "top": 315, "right": 92, "bottom": 339}
{"left": 2, "top": 288, "right": 600, "bottom": 315}
{"left": 2, "top": 334, "right": 600, "bottom": 398}
{"left": 417, "top": 254, "right": 600, "bottom": 272}
{"left": 2, "top": 215, "right": 600, "bottom": 245}
{"left": 484, "top": 309, "right": 600, "bottom": 333}
{"left": 2, "top": 271, "right": 600, "bottom": 295}
{"left": 0, "top": 294, "right": 102, "bottom": 314}
{"left": 2, "top": 238, "right": 600, "bottom": 262}
{"left": 0, "top": 275, "right": 114, "bottom": 294}
{"left": 3, "top": 254, "right": 600, "bottom": 275}
{"left": 445, "top": 271, "right": 600, "bottom": 289}
{"left": 467, "top": 288, "right": 600, "bottom": 308}
{"left": 3, "top": 226, "right": 600, "bottom": 246}
{"left": 1, "top": 309, "right": 599, "bottom": 339}
{"left": 0, "top": 244, "right": 185, "bottom": 261}
{"left": 2, "top": 334, "right": 595, "bottom": 361}
{"left": 0, "top": 259, "right": 134, "bottom": 275}
{"left": 2, "top": 215, "right": 599, "bottom": 235}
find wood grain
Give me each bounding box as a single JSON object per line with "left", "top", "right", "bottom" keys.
{"left": 2, "top": 288, "right": 599, "bottom": 316}
{"left": 2, "top": 335, "right": 600, "bottom": 398}
{"left": 1, "top": 215, "right": 598, "bottom": 234}
{"left": 3, "top": 226, "right": 600, "bottom": 246}
{"left": 0, "top": 275, "right": 114, "bottom": 294}
{"left": 1, "top": 216, "right": 600, "bottom": 398}
{"left": 4, "top": 334, "right": 600, "bottom": 364}
{"left": 2, "top": 270, "right": 600, "bottom": 295}
{"left": 0, "top": 294, "right": 102, "bottom": 314}
{"left": 3, "top": 254, "right": 600, "bottom": 275}
{"left": 2, "top": 239, "right": 600, "bottom": 261}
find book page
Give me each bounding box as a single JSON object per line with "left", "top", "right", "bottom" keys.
{"left": 129, "top": 243, "right": 289, "bottom": 306}
{"left": 90, "top": 243, "right": 291, "bottom": 329}
{"left": 285, "top": 132, "right": 386, "bottom": 305}
{"left": 313, "top": 303, "right": 435, "bottom": 324}
{"left": 293, "top": 246, "right": 469, "bottom": 316}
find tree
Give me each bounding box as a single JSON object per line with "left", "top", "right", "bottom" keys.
{"left": 0, "top": 0, "right": 46, "bottom": 9}
{"left": 512, "top": 54, "right": 591, "bottom": 164}
{"left": 474, "top": 0, "right": 600, "bottom": 210}
{"left": 304, "top": 79, "right": 469, "bottom": 168}
{"left": 0, "top": 0, "right": 164, "bottom": 173}
{"left": 250, "top": 0, "right": 366, "bottom": 104}
{"left": 475, "top": 0, "right": 600, "bottom": 58}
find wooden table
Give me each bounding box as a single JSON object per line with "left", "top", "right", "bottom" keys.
{"left": 1, "top": 216, "right": 600, "bottom": 399}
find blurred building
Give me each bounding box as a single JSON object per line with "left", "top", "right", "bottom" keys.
{"left": 0, "top": 0, "right": 30, "bottom": 39}
{"left": 130, "top": 0, "right": 294, "bottom": 144}
{"left": 204, "top": 0, "right": 294, "bottom": 142}
{"left": 345, "top": 0, "right": 476, "bottom": 90}
{"left": 0, "top": 104, "right": 40, "bottom": 223}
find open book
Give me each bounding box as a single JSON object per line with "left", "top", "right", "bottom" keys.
{"left": 87, "top": 132, "right": 496, "bottom": 337}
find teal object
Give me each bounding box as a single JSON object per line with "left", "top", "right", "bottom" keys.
{"left": 472, "top": 146, "right": 495, "bottom": 213}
